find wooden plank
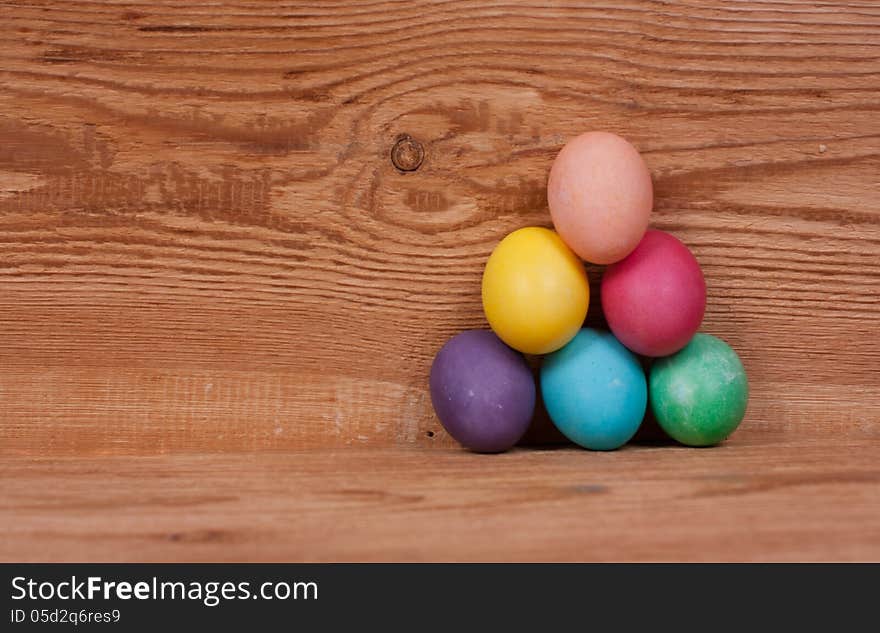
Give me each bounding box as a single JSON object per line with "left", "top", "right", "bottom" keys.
{"left": 0, "top": 0, "right": 878, "bottom": 456}
{"left": 2, "top": 440, "right": 879, "bottom": 561}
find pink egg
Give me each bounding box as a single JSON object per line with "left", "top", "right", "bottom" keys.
{"left": 547, "top": 131, "right": 653, "bottom": 264}
{"left": 601, "top": 230, "right": 706, "bottom": 357}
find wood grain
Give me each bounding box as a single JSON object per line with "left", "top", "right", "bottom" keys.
{"left": 3, "top": 440, "right": 879, "bottom": 561}
{"left": 2, "top": 0, "right": 878, "bottom": 455}
{"left": 1, "top": 0, "right": 878, "bottom": 561}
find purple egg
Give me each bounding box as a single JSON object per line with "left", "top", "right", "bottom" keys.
{"left": 429, "top": 330, "right": 536, "bottom": 453}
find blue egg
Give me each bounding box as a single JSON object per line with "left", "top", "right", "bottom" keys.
{"left": 540, "top": 328, "right": 647, "bottom": 450}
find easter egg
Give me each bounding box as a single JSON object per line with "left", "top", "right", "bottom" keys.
{"left": 601, "top": 229, "right": 706, "bottom": 357}
{"left": 482, "top": 227, "right": 589, "bottom": 355}
{"left": 547, "top": 131, "right": 653, "bottom": 264}
{"left": 540, "top": 328, "right": 647, "bottom": 450}
{"left": 649, "top": 334, "right": 748, "bottom": 447}
{"left": 429, "top": 330, "right": 536, "bottom": 453}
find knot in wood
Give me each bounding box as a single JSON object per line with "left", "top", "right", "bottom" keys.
{"left": 391, "top": 135, "right": 424, "bottom": 172}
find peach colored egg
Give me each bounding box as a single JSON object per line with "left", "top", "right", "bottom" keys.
{"left": 547, "top": 131, "right": 653, "bottom": 265}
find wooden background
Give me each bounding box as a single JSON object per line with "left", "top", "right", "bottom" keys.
{"left": 1, "top": 0, "right": 878, "bottom": 561}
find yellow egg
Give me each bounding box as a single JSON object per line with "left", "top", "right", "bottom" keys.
{"left": 482, "top": 227, "right": 589, "bottom": 355}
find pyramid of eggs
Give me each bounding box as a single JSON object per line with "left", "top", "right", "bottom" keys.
{"left": 430, "top": 132, "right": 748, "bottom": 453}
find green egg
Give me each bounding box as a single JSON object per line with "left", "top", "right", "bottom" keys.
{"left": 649, "top": 334, "right": 748, "bottom": 447}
